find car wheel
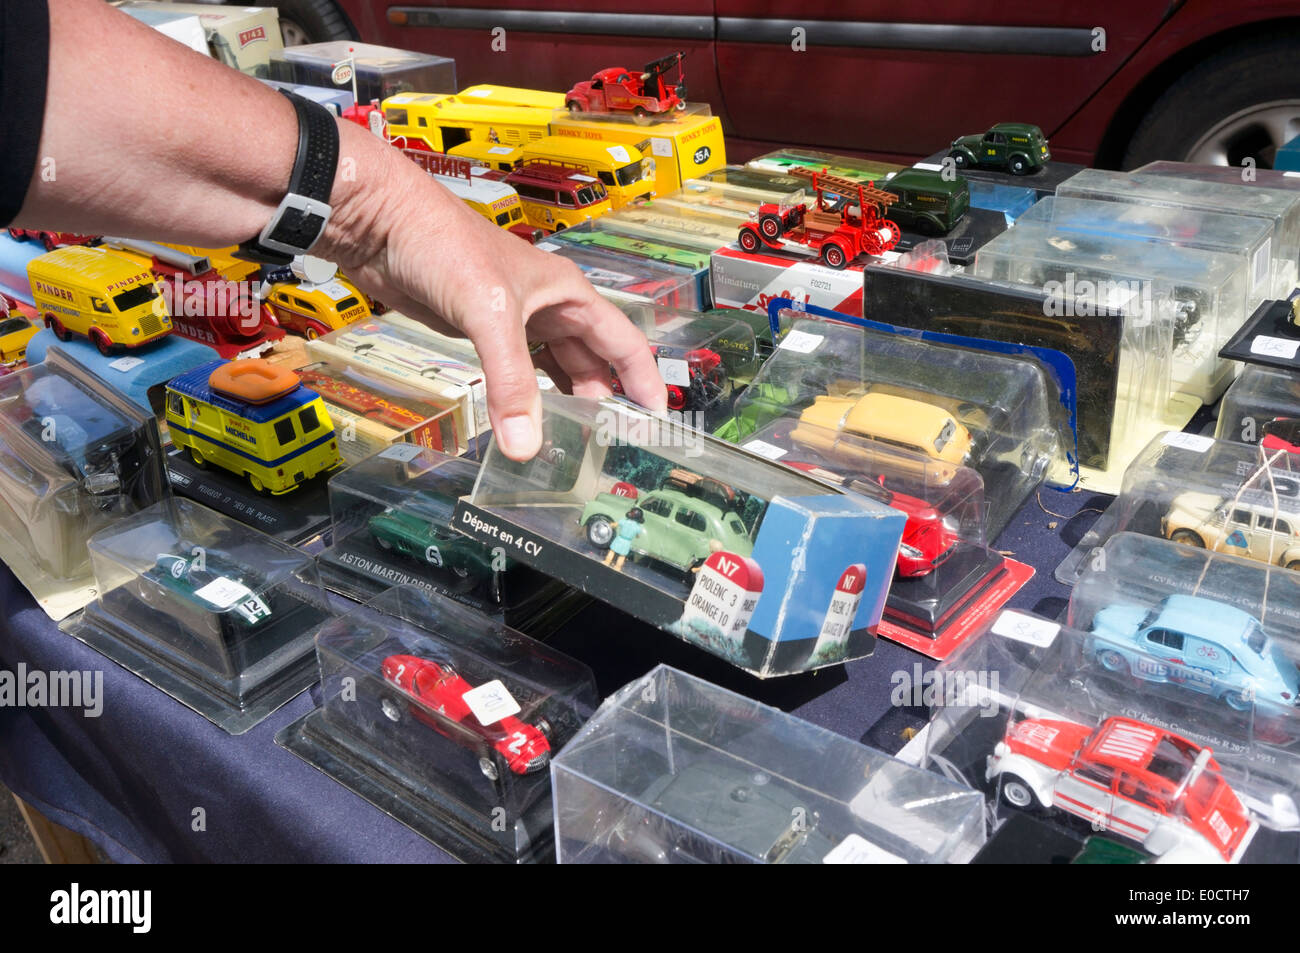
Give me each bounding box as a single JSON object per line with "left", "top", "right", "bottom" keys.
{"left": 248, "top": 472, "right": 267, "bottom": 494}
{"left": 1121, "top": 31, "right": 1300, "bottom": 169}
{"left": 1287, "top": 560, "right": 1300, "bottom": 572}
{"left": 1223, "top": 689, "right": 1253, "bottom": 712}
{"left": 565, "top": 100, "right": 581, "bottom": 114}
{"left": 1000, "top": 774, "right": 1040, "bottom": 810}
{"left": 226, "top": 0, "right": 355, "bottom": 46}
{"left": 948, "top": 151, "right": 967, "bottom": 169}
{"left": 91, "top": 329, "right": 114, "bottom": 357}
{"left": 534, "top": 717, "right": 553, "bottom": 742}
{"left": 586, "top": 516, "right": 615, "bottom": 549}
{"left": 1097, "top": 649, "right": 1128, "bottom": 673}
{"left": 479, "top": 756, "right": 500, "bottom": 781}
{"left": 375, "top": 537, "right": 392, "bottom": 551}
{"left": 758, "top": 213, "right": 784, "bottom": 240}
{"left": 738, "top": 227, "right": 762, "bottom": 253}
{"left": 632, "top": 107, "right": 650, "bottom": 126}
{"left": 821, "top": 243, "right": 847, "bottom": 269}
{"left": 1009, "top": 155, "right": 1029, "bottom": 175}
{"left": 1169, "top": 529, "right": 1206, "bottom": 549}
{"left": 189, "top": 446, "right": 207, "bottom": 470}
{"left": 380, "top": 697, "right": 402, "bottom": 722}
{"left": 46, "top": 315, "right": 69, "bottom": 341}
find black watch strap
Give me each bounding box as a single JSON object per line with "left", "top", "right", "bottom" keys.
{"left": 237, "top": 90, "right": 339, "bottom": 265}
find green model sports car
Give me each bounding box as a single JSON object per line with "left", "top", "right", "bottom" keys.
{"left": 140, "top": 552, "right": 274, "bottom": 629}
{"left": 367, "top": 490, "right": 502, "bottom": 578}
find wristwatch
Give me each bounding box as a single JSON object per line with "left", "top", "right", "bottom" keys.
{"left": 236, "top": 90, "right": 340, "bottom": 266}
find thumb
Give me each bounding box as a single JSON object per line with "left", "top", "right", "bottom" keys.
{"left": 470, "top": 319, "right": 542, "bottom": 462}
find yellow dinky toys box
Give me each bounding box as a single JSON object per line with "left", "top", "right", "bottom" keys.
{"left": 115, "top": 3, "right": 282, "bottom": 76}
{"left": 550, "top": 105, "right": 726, "bottom": 197}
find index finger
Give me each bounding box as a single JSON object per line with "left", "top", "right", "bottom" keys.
{"left": 545, "top": 293, "right": 668, "bottom": 414}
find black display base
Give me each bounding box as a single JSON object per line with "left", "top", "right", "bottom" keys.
{"left": 893, "top": 206, "right": 1008, "bottom": 265}
{"left": 918, "top": 152, "right": 1087, "bottom": 200}
{"left": 62, "top": 589, "right": 323, "bottom": 734}
{"left": 884, "top": 544, "right": 1008, "bottom": 637}
{"left": 973, "top": 813, "right": 1086, "bottom": 864}
{"left": 1219, "top": 298, "right": 1300, "bottom": 372}
{"left": 276, "top": 707, "right": 556, "bottom": 864}
{"left": 166, "top": 447, "right": 338, "bottom": 546}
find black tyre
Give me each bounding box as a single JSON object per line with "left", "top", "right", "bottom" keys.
{"left": 738, "top": 227, "right": 762, "bottom": 253}
{"left": 1009, "top": 154, "right": 1029, "bottom": 175}
{"left": 227, "top": 0, "right": 355, "bottom": 46}
{"left": 586, "top": 516, "right": 615, "bottom": 549}
{"left": 1121, "top": 31, "right": 1300, "bottom": 169}
{"left": 1000, "top": 774, "right": 1040, "bottom": 811}
{"left": 948, "top": 150, "right": 968, "bottom": 168}
{"left": 758, "top": 213, "right": 784, "bottom": 239}
{"left": 1169, "top": 529, "right": 1206, "bottom": 549}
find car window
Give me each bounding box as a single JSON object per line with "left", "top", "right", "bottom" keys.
{"left": 1231, "top": 509, "right": 1252, "bottom": 526}
{"left": 336, "top": 296, "right": 360, "bottom": 311}
{"left": 1116, "top": 773, "right": 1167, "bottom": 812}
{"left": 274, "top": 417, "right": 296, "bottom": 446}
{"left": 674, "top": 507, "right": 707, "bottom": 532}
{"left": 727, "top": 516, "right": 746, "bottom": 536}
{"left": 642, "top": 497, "right": 673, "bottom": 518}
{"left": 1277, "top": 518, "right": 1293, "bottom": 535}
{"left": 1075, "top": 762, "right": 1113, "bottom": 787}
{"left": 293, "top": 297, "right": 317, "bottom": 312}
{"left": 91, "top": 297, "right": 111, "bottom": 314}
{"left": 298, "top": 405, "right": 320, "bottom": 434}
{"left": 557, "top": 190, "right": 576, "bottom": 208}
{"left": 934, "top": 420, "right": 956, "bottom": 454}
{"left": 166, "top": 392, "right": 184, "bottom": 415}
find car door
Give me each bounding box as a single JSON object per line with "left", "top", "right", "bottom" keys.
{"left": 671, "top": 504, "right": 709, "bottom": 566}
{"left": 1252, "top": 514, "right": 1290, "bottom": 564}
{"left": 1053, "top": 759, "right": 1114, "bottom": 832}
{"left": 1219, "top": 507, "right": 1254, "bottom": 558}
{"left": 1109, "top": 769, "right": 1165, "bottom": 844}
{"left": 639, "top": 495, "right": 676, "bottom": 556}
{"left": 983, "top": 132, "right": 1005, "bottom": 165}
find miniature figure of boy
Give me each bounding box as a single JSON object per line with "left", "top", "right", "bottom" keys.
{"left": 603, "top": 507, "right": 645, "bottom": 572}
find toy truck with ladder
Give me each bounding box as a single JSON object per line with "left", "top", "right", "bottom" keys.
{"left": 736, "top": 167, "right": 901, "bottom": 269}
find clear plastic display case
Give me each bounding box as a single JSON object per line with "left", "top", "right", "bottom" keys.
{"left": 698, "top": 165, "right": 811, "bottom": 199}
{"left": 534, "top": 238, "right": 702, "bottom": 309}
{"left": 975, "top": 217, "right": 1248, "bottom": 404}
{"left": 726, "top": 313, "right": 1069, "bottom": 537}
{"left": 593, "top": 201, "right": 738, "bottom": 250}
{"left": 0, "top": 350, "right": 170, "bottom": 618}
{"left": 1216, "top": 364, "right": 1300, "bottom": 448}
{"left": 553, "top": 664, "right": 986, "bottom": 863}
{"left": 316, "top": 445, "right": 585, "bottom": 636}
{"left": 656, "top": 177, "right": 805, "bottom": 221}
{"left": 268, "top": 41, "right": 456, "bottom": 103}
{"left": 63, "top": 497, "right": 331, "bottom": 732}
{"left": 1056, "top": 168, "right": 1300, "bottom": 298}
{"left": 547, "top": 226, "right": 713, "bottom": 308}
{"left": 747, "top": 148, "right": 904, "bottom": 184}
{"left": 454, "top": 393, "right": 907, "bottom": 677}
{"left": 1059, "top": 431, "right": 1300, "bottom": 583}
{"left": 276, "top": 584, "right": 599, "bottom": 863}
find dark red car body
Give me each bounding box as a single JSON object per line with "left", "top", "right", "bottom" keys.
{"left": 334, "top": 1, "right": 1300, "bottom": 167}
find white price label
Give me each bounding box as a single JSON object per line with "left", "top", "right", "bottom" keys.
{"left": 743, "top": 439, "right": 787, "bottom": 460}
{"left": 194, "top": 576, "right": 255, "bottom": 611}
{"left": 109, "top": 357, "right": 144, "bottom": 372}
{"left": 1162, "top": 431, "right": 1215, "bottom": 453}
{"left": 605, "top": 145, "right": 631, "bottom": 164}
{"left": 778, "top": 329, "right": 823, "bottom": 354}
{"left": 465, "top": 88, "right": 493, "bottom": 97}
{"left": 1251, "top": 335, "right": 1300, "bottom": 360}
{"left": 823, "top": 833, "right": 906, "bottom": 865}
{"left": 657, "top": 356, "right": 690, "bottom": 386}
{"left": 378, "top": 443, "right": 425, "bottom": 462}
{"left": 462, "top": 679, "right": 521, "bottom": 726}
{"left": 912, "top": 162, "right": 944, "bottom": 172}
{"left": 487, "top": 146, "right": 514, "bottom": 155}
{"left": 991, "top": 610, "right": 1060, "bottom": 648}
{"left": 650, "top": 138, "right": 673, "bottom": 158}
{"left": 535, "top": 241, "right": 561, "bottom": 252}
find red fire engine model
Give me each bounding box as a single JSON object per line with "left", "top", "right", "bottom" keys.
{"left": 564, "top": 52, "right": 687, "bottom": 123}
{"left": 737, "top": 167, "right": 902, "bottom": 269}
{"left": 612, "top": 346, "right": 726, "bottom": 412}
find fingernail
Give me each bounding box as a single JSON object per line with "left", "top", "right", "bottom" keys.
{"left": 498, "top": 414, "right": 537, "bottom": 457}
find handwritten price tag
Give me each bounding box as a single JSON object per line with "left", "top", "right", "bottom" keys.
{"left": 1162, "top": 431, "right": 1215, "bottom": 453}
{"left": 1250, "top": 335, "right": 1300, "bottom": 360}
{"left": 743, "top": 439, "right": 788, "bottom": 461}
{"left": 991, "top": 609, "right": 1059, "bottom": 648}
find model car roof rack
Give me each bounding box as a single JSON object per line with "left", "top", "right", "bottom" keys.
{"left": 662, "top": 467, "right": 739, "bottom": 512}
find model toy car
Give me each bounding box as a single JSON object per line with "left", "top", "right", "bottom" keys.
{"left": 6, "top": 228, "right": 97, "bottom": 251}
{"left": 0, "top": 315, "right": 39, "bottom": 365}
{"left": 138, "top": 552, "right": 274, "bottom": 629}
{"left": 1163, "top": 491, "right": 1300, "bottom": 570}
{"left": 1089, "top": 594, "right": 1299, "bottom": 711}
{"left": 263, "top": 275, "right": 371, "bottom": 340}
{"left": 790, "top": 392, "right": 974, "bottom": 483}
{"left": 948, "top": 123, "right": 1051, "bottom": 175}
{"left": 987, "top": 715, "right": 1255, "bottom": 863}
{"left": 737, "top": 167, "right": 901, "bottom": 269}
{"left": 612, "top": 346, "right": 727, "bottom": 413}
{"left": 368, "top": 490, "right": 504, "bottom": 579}
{"left": 380, "top": 654, "right": 552, "bottom": 780}
{"left": 579, "top": 473, "right": 753, "bottom": 573}
{"left": 785, "top": 461, "right": 961, "bottom": 578}
{"left": 879, "top": 169, "right": 971, "bottom": 235}
{"left": 564, "top": 52, "right": 687, "bottom": 123}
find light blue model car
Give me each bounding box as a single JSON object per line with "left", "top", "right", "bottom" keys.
{"left": 1089, "top": 594, "right": 1299, "bottom": 711}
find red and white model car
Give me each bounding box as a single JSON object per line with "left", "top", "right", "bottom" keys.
{"left": 564, "top": 52, "right": 687, "bottom": 123}
{"left": 381, "top": 654, "right": 552, "bottom": 780}
{"left": 987, "top": 715, "right": 1256, "bottom": 863}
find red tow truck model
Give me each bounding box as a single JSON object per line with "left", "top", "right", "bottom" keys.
{"left": 738, "top": 168, "right": 902, "bottom": 269}
{"left": 564, "top": 52, "right": 688, "bottom": 123}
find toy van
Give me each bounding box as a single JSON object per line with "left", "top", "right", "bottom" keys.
{"left": 165, "top": 358, "right": 342, "bottom": 495}
{"left": 27, "top": 245, "right": 172, "bottom": 356}
{"left": 506, "top": 159, "right": 614, "bottom": 231}
{"left": 512, "top": 136, "right": 654, "bottom": 209}
{"left": 263, "top": 276, "right": 372, "bottom": 340}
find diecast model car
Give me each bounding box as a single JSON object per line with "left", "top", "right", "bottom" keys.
{"left": 1088, "top": 594, "right": 1299, "bottom": 711}
{"left": 137, "top": 552, "right": 274, "bottom": 630}
{"left": 0, "top": 315, "right": 38, "bottom": 365}
{"left": 878, "top": 169, "right": 971, "bottom": 235}
{"left": 367, "top": 490, "right": 503, "bottom": 579}
{"left": 948, "top": 123, "right": 1051, "bottom": 175}
{"left": 1163, "top": 491, "right": 1300, "bottom": 571}
{"left": 264, "top": 276, "right": 371, "bottom": 340}
{"left": 564, "top": 52, "right": 687, "bottom": 122}
{"left": 987, "top": 715, "right": 1255, "bottom": 863}
{"left": 790, "top": 392, "right": 974, "bottom": 484}
{"left": 579, "top": 477, "right": 753, "bottom": 573}
{"left": 380, "top": 654, "right": 551, "bottom": 780}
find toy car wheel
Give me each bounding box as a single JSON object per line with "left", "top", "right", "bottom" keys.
{"left": 452, "top": 565, "right": 470, "bottom": 579}
{"left": 46, "top": 315, "right": 70, "bottom": 341}
{"left": 1097, "top": 649, "right": 1128, "bottom": 673}
{"left": 534, "top": 717, "right": 553, "bottom": 742}
{"left": 586, "top": 515, "right": 615, "bottom": 549}
{"left": 1170, "top": 529, "right": 1206, "bottom": 549}
{"left": 666, "top": 385, "right": 686, "bottom": 411}
{"left": 304, "top": 322, "right": 326, "bottom": 340}
{"left": 1223, "top": 690, "right": 1253, "bottom": 712}
{"left": 565, "top": 99, "right": 581, "bottom": 114}
{"left": 375, "top": 536, "right": 392, "bottom": 551}
{"left": 381, "top": 697, "right": 402, "bottom": 722}
{"left": 759, "top": 214, "right": 784, "bottom": 240}
{"left": 247, "top": 472, "right": 267, "bottom": 494}
{"left": 948, "top": 151, "right": 968, "bottom": 169}
{"left": 479, "top": 756, "right": 500, "bottom": 781}
{"left": 91, "top": 329, "right": 114, "bottom": 357}
{"left": 632, "top": 107, "right": 651, "bottom": 126}
{"left": 1009, "top": 155, "right": 1030, "bottom": 175}
{"left": 1000, "top": 775, "right": 1040, "bottom": 810}
{"left": 189, "top": 446, "right": 207, "bottom": 469}
{"left": 1287, "top": 560, "right": 1300, "bottom": 572}
{"left": 821, "top": 243, "right": 847, "bottom": 269}
{"left": 738, "top": 227, "right": 762, "bottom": 253}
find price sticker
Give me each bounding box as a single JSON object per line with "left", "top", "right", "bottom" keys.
{"left": 378, "top": 443, "right": 425, "bottom": 462}
{"left": 194, "top": 576, "right": 255, "bottom": 611}
{"left": 779, "top": 329, "right": 823, "bottom": 354}
{"left": 743, "top": 439, "right": 787, "bottom": 460}
{"left": 109, "top": 357, "right": 144, "bottom": 372}
{"left": 657, "top": 357, "right": 690, "bottom": 386}
{"left": 462, "top": 679, "right": 521, "bottom": 726}
{"left": 1162, "top": 431, "right": 1215, "bottom": 453}
{"left": 1251, "top": 335, "right": 1300, "bottom": 360}
{"left": 991, "top": 609, "right": 1059, "bottom": 648}
{"left": 650, "top": 138, "right": 673, "bottom": 158}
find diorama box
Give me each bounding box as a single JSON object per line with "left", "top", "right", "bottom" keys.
{"left": 922, "top": 600, "right": 1300, "bottom": 864}
{"left": 316, "top": 445, "right": 583, "bottom": 636}
{"left": 0, "top": 350, "right": 170, "bottom": 618}
{"left": 268, "top": 41, "right": 456, "bottom": 102}
{"left": 63, "top": 498, "right": 332, "bottom": 733}
{"left": 1059, "top": 431, "right": 1300, "bottom": 583}
{"left": 553, "top": 665, "right": 986, "bottom": 863}
{"left": 1216, "top": 364, "right": 1300, "bottom": 448}
{"left": 453, "top": 394, "right": 907, "bottom": 677}
{"left": 277, "top": 584, "right": 598, "bottom": 863}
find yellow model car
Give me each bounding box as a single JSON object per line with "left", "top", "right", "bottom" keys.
{"left": 265, "top": 276, "right": 371, "bottom": 340}
{"left": 0, "top": 313, "right": 38, "bottom": 364}
{"left": 790, "top": 392, "right": 974, "bottom": 483}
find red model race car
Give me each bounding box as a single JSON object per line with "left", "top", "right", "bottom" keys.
{"left": 988, "top": 715, "right": 1256, "bottom": 863}
{"left": 380, "top": 654, "right": 552, "bottom": 780}
{"left": 6, "top": 228, "right": 98, "bottom": 252}
{"left": 612, "top": 346, "right": 726, "bottom": 412}
{"left": 785, "top": 461, "right": 960, "bottom": 578}
{"left": 565, "top": 52, "right": 687, "bottom": 123}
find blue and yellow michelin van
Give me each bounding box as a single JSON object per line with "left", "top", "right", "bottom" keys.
{"left": 165, "top": 359, "right": 342, "bottom": 495}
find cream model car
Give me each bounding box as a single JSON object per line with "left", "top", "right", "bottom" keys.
{"left": 789, "top": 392, "right": 974, "bottom": 484}
{"left": 1163, "top": 491, "right": 1300, "bottom": 570}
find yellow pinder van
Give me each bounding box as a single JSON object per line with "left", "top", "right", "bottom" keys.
{"left": 27, "top": 245, "right": 172, "bottom": 356}
{"left": 506, "top": 135, "right": 654, "bottom": 209}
